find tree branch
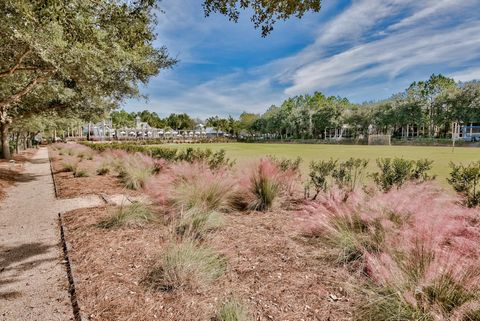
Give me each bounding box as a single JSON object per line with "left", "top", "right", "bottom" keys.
{"left": 0, "top": 49, "right": 32, "bottom": 78}
{"left": 0, "top": 72, "right": 54, "bottom": 109}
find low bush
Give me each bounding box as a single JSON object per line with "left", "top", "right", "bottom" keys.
{"left": 176, "top": 208, "right": 223, "bottom": 240}
{"left": 82, "top": 142, "right": 233, "bottom": 168}
{"left": 98, "top": 202, "right": 155, "bottom": 228}
{"left": 372, "top": 158, "right": 434, "bottom": 191}
{"left": 148, "top": 241, "right": 226, "bottom": 291}
{"left": 308, "top": 159, "right": 338, "bottom": 200}
{"left": 332, "top": 158, "right": 369, "bottom": 192}
{"left": 215, "top": 298, "right": 250, "bottom": 321}
{"left": 448, "top": 161, "right": 480, "bottom": 207}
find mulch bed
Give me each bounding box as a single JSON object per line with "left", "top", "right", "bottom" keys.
{"left": 0, "top": 149, "right": 37, "bottom": 200}
{"left": 49, "top": 146, "right": 141, "bottom": 199}
{"left": 63, "top": 205, "right": 363, "bottom": 321}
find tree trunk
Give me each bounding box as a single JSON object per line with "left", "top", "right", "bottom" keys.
{"left": 1, "top": 122, "right": 11, "bottom": 159}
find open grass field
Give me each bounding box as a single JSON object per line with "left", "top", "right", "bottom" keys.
{"left": 168, "top": 143, "right": 480, "bottom": 185}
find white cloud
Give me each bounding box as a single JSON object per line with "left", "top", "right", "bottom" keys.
{"left": 450, "top": 67, "right": 480, "bottom": 83}
{"left": 127, "top": 0, "right": 480, "bottom": 117}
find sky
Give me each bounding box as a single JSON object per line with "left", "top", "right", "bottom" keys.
{"left": 123, "top": 0, "right": 480, "bottom": 118}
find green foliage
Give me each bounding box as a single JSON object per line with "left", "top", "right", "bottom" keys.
{"left": 448, "top": 161, "right": 480, "bottom": 207}
{"left": 82, "top": 142, "right": 233, "bottom": 169}
{"left": 309, "top": 159, "right": 337, "bottom": 199}
{"left": 215, "top": 298, "right": 250, "bottom": 321}
{"left": 148, "top": 241, "right": 226, "bottom": 291}
{"left": 203, "top": 0, "right": 322, "bottom": 37}
{"left": 267, "top": 155, "right": 302, "bottom": 172}
{"left": 332, "top": 158, "right": 369, "bottom": 191}
{"left": 98, "top": 203, "right": 155, "bottom": 229}
{"left": 372, "top": 158, "right": 434, "bottom": 192}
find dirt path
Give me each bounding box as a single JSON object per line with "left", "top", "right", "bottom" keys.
{"left": 0, "top": 147, "right": 104, "bottom": 321}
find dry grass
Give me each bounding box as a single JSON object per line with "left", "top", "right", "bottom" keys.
{"left": 98, "top": 202, "right": 156, "bottom": 228}
{"left": 215, "top": 298, "right": 250, "bottom": 321}
{"left": 146, "top": 240, "right": 226, "bottom": 291}
{"left": 63, "top": 205, "right": 360, "bottom": 321}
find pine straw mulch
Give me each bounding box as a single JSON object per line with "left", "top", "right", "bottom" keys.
{"left": 63, "top": 205, "right": 364, "bottom": 321}
{"left": 49, "top": 148, "right": 141, "bottom": 199}
{"left": 0, "top": 149, "right": 37, "bottom": 200}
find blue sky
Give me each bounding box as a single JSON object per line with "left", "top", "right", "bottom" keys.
{"left": 124, "top": 0, "right": 480, "bottom": 118}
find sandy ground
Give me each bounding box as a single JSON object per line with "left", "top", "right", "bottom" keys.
{"left": 0, "top": 147, "right": 104, "bottom": 321}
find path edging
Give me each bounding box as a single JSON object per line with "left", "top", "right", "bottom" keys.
{"left": 58, "top": 212, "right": 89, "bottom": 321}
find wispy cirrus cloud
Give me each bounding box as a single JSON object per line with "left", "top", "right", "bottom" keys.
{"left": 125, "top": 0, "right": 480, "bottom": 118}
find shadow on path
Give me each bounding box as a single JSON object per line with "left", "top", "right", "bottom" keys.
{"left": 0, "top": 243, "right": 53, "bottom": 271}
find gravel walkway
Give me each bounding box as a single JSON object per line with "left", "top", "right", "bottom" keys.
{"left": 0, "top": 147, "right": 103, "bottom": 321}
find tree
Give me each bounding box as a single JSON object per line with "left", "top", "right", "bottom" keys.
{"left": 0, "top": 0, "right": 176, "bottom": 158}
{"left": 406, "top": 74, "right": 456, "bottom": 137}
{"left": 203, "top": 0, "right": 322, "bottom": 36}
{"left": 111, "top": 110, "right": 135, "bottom": 128}
{"left": 238, "top": 112, "right": 259, "bottom": 135}
{"left": 166, "top": 113, "right": 195, "bottom": 130}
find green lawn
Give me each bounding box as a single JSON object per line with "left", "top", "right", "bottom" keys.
{"left": 167, "top": 143, "right": 479, "bottom": 186}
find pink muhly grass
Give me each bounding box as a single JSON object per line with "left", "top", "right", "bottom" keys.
{"left": 145, "top": 161, "right": 236, "bottom": 213}
{"left": 104, "top": 151, "right": 156, "bottom": 190}
{"left": 297, "top": 182, "right": 480, "bottom": 319}
{"left": 233, "top": 158, "right": 299, "bottom": 212}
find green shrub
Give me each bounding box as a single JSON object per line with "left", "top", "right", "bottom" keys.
{"left": 448, "top": 161, "right": 480, "bottom": 207}
{"left": 372, "top": 158, "right": 434, "bottom": 192}
{"left": 176, "top": 208, "right": 223, "bottom": 240}
{"left": 216, "top": 298, "right": 250, "bottom": 321}
{"left": 268, "top": 155, "right": 302, "bottom": 172}
{"left": 208, "top": 149, "right": 235, "bottom": 169}
{"left": 309, "top": 159, "right": 337, "bottom": 199}
{"left": 98, "top": 203, "right": 155, "bottom": 228}
{"left": 148, "top": 241, "right": 226, "bottom": 291}
{"left": 332, "top": 158, "right": 369, "bottom": 191}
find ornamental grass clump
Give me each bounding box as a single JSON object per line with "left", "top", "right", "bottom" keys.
{"left": 176, "top": 208, "right": 223, "bottom": 240}
{"left": 61, "top": 161, "right": 77, "bottom": 172}
{"left": 233, "top": 158, "right": 298, "bottom": 212}
{"left": 98, "top": 202, "right": 155, "bottom": 229}
{"left": 117, "top": 152, "right": 156, "bottom": 190}
{"left": 73, "top": 168, "right": 89, "bottom": 177}
{"left": 148, "top": 241, "right": 226, "bottom": 291}
{"left": 96, "top": 161, "right": 110, "bottom": 175}
{"left": 215, "top": 298, "right": 250, "bottom": 321}
{"left": 298, "top": 182, "right": 480, "bottom": 320}
{"left": 146, "top": 162, "right": 236, "bottom": 213}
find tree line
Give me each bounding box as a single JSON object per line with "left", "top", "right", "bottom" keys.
{"left": 1, "top": 0, "right": 321, "bottom": 159}
{"left": 120, "top": 74, "right": 480, "bottom": 141}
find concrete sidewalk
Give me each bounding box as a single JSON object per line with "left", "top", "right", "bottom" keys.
{"left": 0, "top": 147, "right": 102, "bottom": 321}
